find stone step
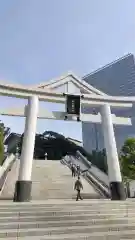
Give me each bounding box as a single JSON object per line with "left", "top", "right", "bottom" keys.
{"left": 0, "top": 207, "right": 133, "bottom": 214}
{"left": 1, "top": 201, "right": 135, "bottom": 209}
{"left": 0, "top": 223, "right": 135, "bottom": 238}
{"left": 0, "top": 201, "right": 135, "bottom": 239}
{"left": 0, "top": 204, "right": 132, "bottom": 209}
{"left": 0, "top": 198, "right": 133, "bottom": 203}
{"left": 1, "top": 230, "right": 135, "bottom": 240}
{"left": 0, "top": 206, "right": 133, "bottom": 213}
{"left": 0, "top": 217, "right": 134, "bottom": 230}
{"left": 0, "top": 209, "right": 134, "bottom": 218}
{"left": 0, "top": 212, "right": 135, "bottom": 222}
{"left": 1, "top": 158, "right": 135, "bottom": 240}
{"left": 0, "top": 160, "right": 100, "bottom": 200}
{"left": 0, "top": 201, "right": 135, "bottom": 208}
{"left": 0, "top": 212, "right": 133, "bottom": 221}
{"left": 0, "top": 198, "right": 134, "bottom": 203}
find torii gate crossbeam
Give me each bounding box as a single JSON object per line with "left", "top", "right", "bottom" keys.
{"left": 0, "top": 107, "right": 132, "bottom": 125}
{"left": 0, "top": 81, "right": 133, "bottom": 202}
{"left": 0, "top": 81, "right": 134, "bottom": 107}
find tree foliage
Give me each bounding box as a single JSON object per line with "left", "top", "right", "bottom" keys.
{"left": 0, "top": 122, "right": 10, "bottom": 138}
{"left": 0, "top": 121, "right": 10, "bottom": 165}
{"left": 120, "top": 138, "right": 135, "bottom": 180}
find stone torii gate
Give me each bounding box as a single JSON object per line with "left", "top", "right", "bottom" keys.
{"left": 0, "top": 73, "right": 134, "bottom": 202}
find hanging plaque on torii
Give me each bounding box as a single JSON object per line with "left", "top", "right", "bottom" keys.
{"left": 64, "top": 94, "right": 82, "bottom": 121}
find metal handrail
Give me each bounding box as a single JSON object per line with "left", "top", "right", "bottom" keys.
{"left": 64, "top": 155, "right": 110, "bottom": 198}
{"left": 76, "top": 151, "right": 109, "bottom": 188}
{"left": 0, "top": 154, "right": 16, "bottom": 193}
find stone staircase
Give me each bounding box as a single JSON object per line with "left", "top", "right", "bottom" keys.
{"left": 0, "top": 200, "right": 135, "bottom": 239}
{"left": 0, "top": 160, "right": 100, "bottom": 200}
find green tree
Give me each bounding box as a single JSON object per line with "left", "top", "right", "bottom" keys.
{"left": 120, "top": 138, "right": 135, "bottom": 180}
{"left": 0, "top": 120, "right": 10, "bottom": 165}
{"left": 0, "top": 121, "right": 10, "bottom": 138}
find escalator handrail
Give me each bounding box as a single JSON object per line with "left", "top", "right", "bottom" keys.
{"left": 64, "top": 155, "right": 110, "bottom": 198}
{"left": 76, "top": 150, "right": 109, "bottom": 189}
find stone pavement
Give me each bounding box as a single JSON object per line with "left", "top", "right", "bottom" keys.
{"left": 0, "top": 200, "right": 134, "bottom": 239}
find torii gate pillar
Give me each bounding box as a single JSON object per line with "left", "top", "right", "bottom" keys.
{"left": 101, "top": 104, "right": 126, "bottom": 200}
{"left": 14, "top": 96, "right": 38, "bottom": 202}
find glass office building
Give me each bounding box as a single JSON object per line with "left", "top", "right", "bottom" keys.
{"left": 82, "top": 53, "right": 135, "bottom": 153}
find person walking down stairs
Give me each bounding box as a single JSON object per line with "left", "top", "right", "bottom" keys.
{"left": 74, "top": 176, "right": 83, "bottom": 201}
{"left": 71, "top": 164, "right": 76, "bottom": 177}
{"left": 76, "top": 164, "right": 81, "bottom": 177}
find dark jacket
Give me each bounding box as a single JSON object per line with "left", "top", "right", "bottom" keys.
{"left": 74, "top": 180, "right": 83, "bottom": 191}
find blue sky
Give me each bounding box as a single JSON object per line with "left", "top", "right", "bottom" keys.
{"left": 0, "top": 0, "right": 135, "bottom": 140}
